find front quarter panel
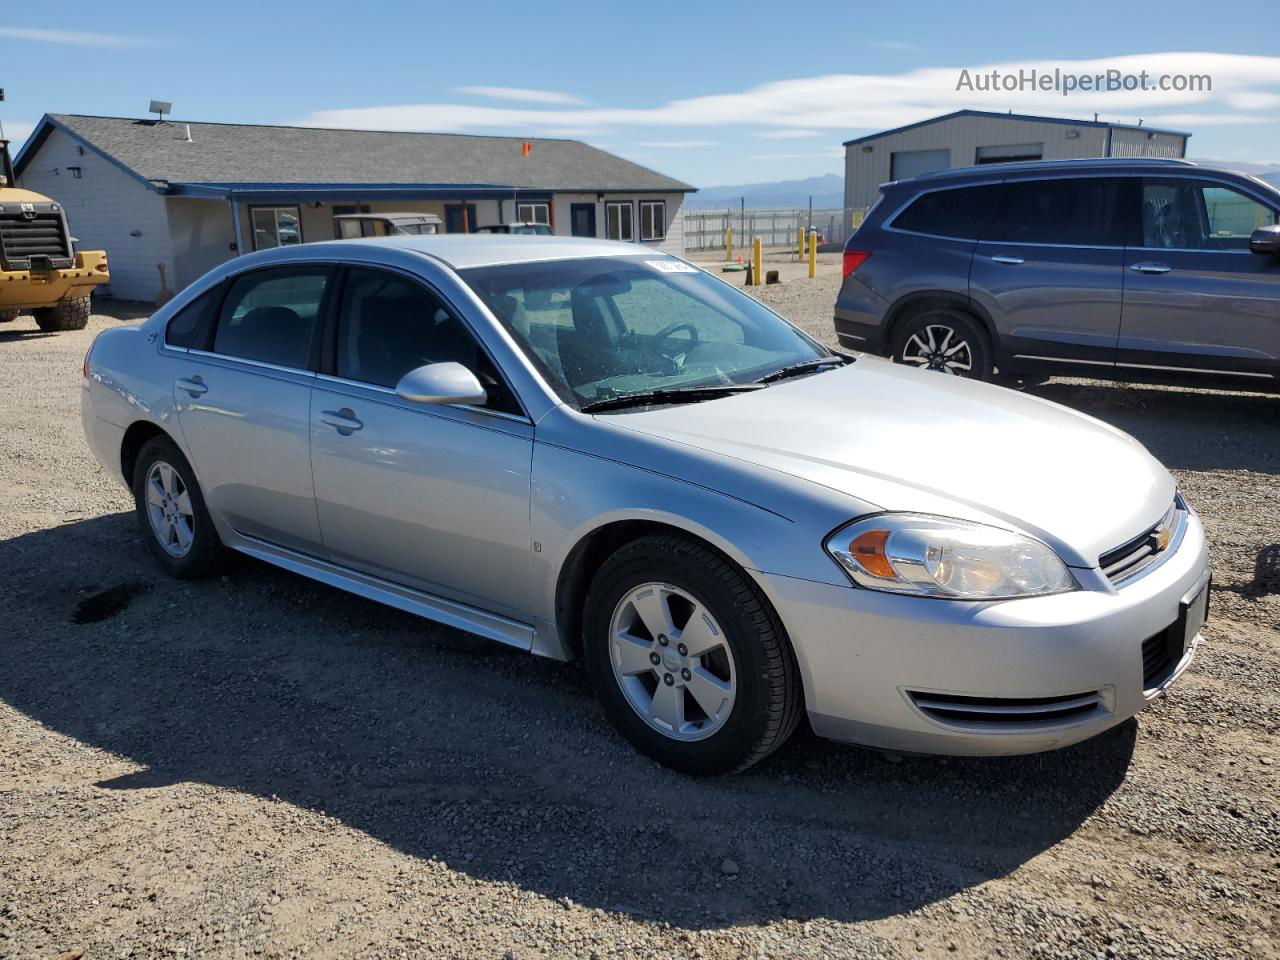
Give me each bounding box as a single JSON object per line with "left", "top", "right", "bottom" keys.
{"left": 529, "top": 406, "right": 878, "bottom": 658}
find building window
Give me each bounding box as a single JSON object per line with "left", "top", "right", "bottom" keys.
{"left": 639, "top": 200, "right": 666, "bottom": 241}
{"left": 975, "top": 143, "right": 1044, "bottom": 165}
{"left": 516, "top": 201, "right": 550, "bottom": 225}
{"left": 606, "top": 201, "right": 634, "bottom": 242}
{"left": 250, "top": 206, "right": 303, "bottom": 250}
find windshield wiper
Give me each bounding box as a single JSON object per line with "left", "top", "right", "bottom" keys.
{"left": 755, "top": 355, "right": 852, "bottom": 385}
{"left": 579, "top": 384, "right": 764, "bottom": 413}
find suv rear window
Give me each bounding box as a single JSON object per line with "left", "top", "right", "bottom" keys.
{"left": 892, "top": 185, "right": 1001, "bottom": 239}
{"left": 984, "top": 177, "right": 1128, "bottom": 246}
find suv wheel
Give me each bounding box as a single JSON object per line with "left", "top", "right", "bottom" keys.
{"left": 131, "top": 436, "right": 225, "bottom": 579}
{"left": 892, "top": 309, "right": 993, "bottom": 380}
{"left": 583, "top": 534, "right": 802, "bottom": 775}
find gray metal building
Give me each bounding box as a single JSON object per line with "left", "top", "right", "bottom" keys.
{"left": 843, "top": 110, "right": 1190, "bottom": 211}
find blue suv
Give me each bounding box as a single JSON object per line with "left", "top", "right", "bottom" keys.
{"left": 836, "top": 158, "right": 1280, "bottom": 389}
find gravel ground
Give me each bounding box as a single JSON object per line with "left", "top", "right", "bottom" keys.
{"left": 0, "top": 283, "right": 1277, "bottom": 960}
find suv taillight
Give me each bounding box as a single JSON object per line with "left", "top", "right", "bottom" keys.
{"left": 843, "top": 250, "right": 871, "bottom": 278}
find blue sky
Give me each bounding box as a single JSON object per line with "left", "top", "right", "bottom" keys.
{"left": 3, "top": 0, "right": 1279, "bottom": 187}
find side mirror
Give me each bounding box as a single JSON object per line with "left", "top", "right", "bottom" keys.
{"left": 394, "top": 362, "right": 487, "bottom": 406}
{"left": 1249, "top": 224, "right": 1280, "bottom": 257}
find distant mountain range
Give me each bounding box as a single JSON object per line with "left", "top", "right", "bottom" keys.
{"left": 686, "top": 174, "right": 844, "bottom": 210}
{"left": 686, "top": 161, "right": 1280, "bottom": 212}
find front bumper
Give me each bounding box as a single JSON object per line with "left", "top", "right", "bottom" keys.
{"left": 759, "top": 512, "right": 1211, "bottom": 755}
{"left": 0, "top": 251, "right": 109, "bottom": 311}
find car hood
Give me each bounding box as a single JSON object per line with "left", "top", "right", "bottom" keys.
{"left": 606, "top": 359, "right": 1175, "bottom": 567}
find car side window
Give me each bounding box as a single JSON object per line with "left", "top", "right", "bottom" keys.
{"left": 164, "top": 288, "right": 217, "bottom": 348}
{"left": 211, "top": 267, "right": 329, "bottom": 368}
{"left": 985, "top": 178, "right": 1127, "bottom": 246}
{"left": 1142, "top": 179, "right": 1278, "bottom": 251}
{"left": 891, "top": 184, "right": 1002, "bottom": 239}
{"left": 336, "top": 267, "right": 522, "bottom": 415}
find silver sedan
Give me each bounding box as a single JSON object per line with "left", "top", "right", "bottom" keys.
{"left": 81, "top": 235, "right": 1211, "bottom": 774}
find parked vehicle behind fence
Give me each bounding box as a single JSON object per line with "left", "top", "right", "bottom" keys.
{"left": 83, "top": 235, "right": 1210, "bottom": 774}
{"left": 836, "top": 158, "right": 1280, "bottom": 391}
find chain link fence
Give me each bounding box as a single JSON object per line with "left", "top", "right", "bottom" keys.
{"left": 682, "top": 206, "right": 868, "bottom": 253}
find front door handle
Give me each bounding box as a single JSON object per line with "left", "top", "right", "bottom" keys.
{"left": 1130, "top": 262, "right": 1172, "bottom": 274}
{"left": 176, "top": 376, "right": 208, "bottom": 397}
{"left": 320, "top": 408, "right": 363, "bottom": 435}
{"left": 990, "top": 255, "right": 1024, "bottom": 265}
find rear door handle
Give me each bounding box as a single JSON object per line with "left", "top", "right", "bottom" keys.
{"left": 990, "top": 255, "right": 1024, "bottom": 265}
{"left": 1130, "top": 262, "right": 1172, "bottom": 274}
{"left": 176, "top": 376, "right": 208, "bottom": 397}
{"left": 319, "top": 408, "right": 363, "bottom": 435}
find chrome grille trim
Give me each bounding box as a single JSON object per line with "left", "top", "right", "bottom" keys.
{"left": 1100, "top": 499, "right": 1185, "bottom": 586}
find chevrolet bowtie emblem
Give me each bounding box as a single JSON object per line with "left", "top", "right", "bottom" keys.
{"left": 1154, "top": 525, "right": 1174, "bottom": 551}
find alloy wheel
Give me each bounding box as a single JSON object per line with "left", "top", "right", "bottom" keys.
{"left": 145, "top": 460, "right": 195, "bottom": 558}
{"left": 901, "top": 323, "right": 974, "bottom": 375}
{"left": 608, "top": 582, "right": 737, "bottom": 741}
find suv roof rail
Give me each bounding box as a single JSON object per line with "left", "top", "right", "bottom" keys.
{"left": 914, "top": 156, "right": 1198, "bottom": 180}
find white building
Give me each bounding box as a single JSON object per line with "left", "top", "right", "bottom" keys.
{"left": 15, "top": 114, "right": 694, "bottom": 302}
{"left": 844, "top": 110, "right": 1190, "bottom": 211}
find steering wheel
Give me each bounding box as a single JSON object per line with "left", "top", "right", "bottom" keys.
{"left": 649, "top": 321, "right": 700, "bottom": 359}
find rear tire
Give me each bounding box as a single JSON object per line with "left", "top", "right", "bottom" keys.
{"left": 131, "top": 436, "right": 225, "bottom": 579}
{"left": 0, "top": 309, "right": 19, "bottom": 323}
{"left": 583, "top": 534, "right": 802, "bottom": 775}
{"left": 33, "top": 296, "right": 91, "bottom": 332}
{"left": 892, "top": 308, "right": 993, "bottom": 380}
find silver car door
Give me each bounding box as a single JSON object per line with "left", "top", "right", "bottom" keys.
{"left": 171, "top": 264, "right": 332, "bottom": 555}
{"left": 309, "top": 265, "right": 534, "bottom": 620}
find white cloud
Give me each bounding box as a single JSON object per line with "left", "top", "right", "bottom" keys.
{"left": 0, "top": 26, "right": 143, "bottom": 47}
{"left": 300, "top": 52, "right": 1280, "bottom": 137}
{"left": 754, "top": 129, "right": 822, "bottom": 139}
{"left": 456, "top": 86, "right": 586, "bottom": 106}
{"left": 635, "top": 140, "right": 716, "bottom": 148}
{"left": 1, "top": 120, "right": 36, "bottom": 152}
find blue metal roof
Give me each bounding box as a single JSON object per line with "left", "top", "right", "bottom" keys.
{"left": 842, "top": 110, "right": 1193, "bottom": 147}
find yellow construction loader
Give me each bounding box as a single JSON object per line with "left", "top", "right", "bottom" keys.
{"left": 0, "top": 138, "right": 108, "bottom": 331}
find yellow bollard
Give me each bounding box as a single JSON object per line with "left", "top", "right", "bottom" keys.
{"left": 725, "top": 227, "right": 733, "bottom": 263}
{"left": 797, "top": 225, "right": 804, "bottom": 258}
{"left": 808, "top": 230, "right": 817, "bottom": 278}
{"left": 752, "top": 236, "right": 763, "bottom": 287}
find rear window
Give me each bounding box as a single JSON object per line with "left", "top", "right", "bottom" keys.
{"left": 891, "top": 185, "right": 1002, "bottom": 239}
{"left": 984, "top": 177, "right": 1128, "bottom": 246}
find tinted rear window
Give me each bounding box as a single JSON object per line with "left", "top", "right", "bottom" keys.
{"left": 891, "top": 185, "right": 1002, "bottom": 239}
{"left": 984, "top": 177, "right": 1128, "bottom": 246}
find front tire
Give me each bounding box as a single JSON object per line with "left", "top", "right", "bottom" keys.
{"left": 583, "top": 534, "right": 802, "bottom": 775}
{"left": 33, "top": 296, "right": 91, "bottom": 332}
{"left": 892, "top": 309, "right": 993, "bottom": 380}
{"left": 131, "top": 436, "right": 224, "bottom": 579}
{"left": 0, "top": 309, "right": 20, "bottom": 323}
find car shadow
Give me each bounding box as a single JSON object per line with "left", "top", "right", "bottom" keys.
{"left": 1026, "top": 380, "right": 1280, "bottom": 474}
{"left": 1, "top": 513, "right": 1136, "bottom": 929}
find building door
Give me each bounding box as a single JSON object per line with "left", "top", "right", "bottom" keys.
{"left": 570, "top": 203, "right": 597, "bottom": 237}
{"left": 445, "top": 203, "right": 477, "bottom": 233}
{"left": 890, "top": 149, "right": 951, "bottom": 180}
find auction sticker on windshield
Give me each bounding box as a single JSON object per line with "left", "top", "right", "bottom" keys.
{"left": 646, "top": 259, "right": 699, "bottom": 273}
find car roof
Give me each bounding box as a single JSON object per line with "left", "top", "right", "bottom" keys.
{"left": 305, "top": 234, "right": 662, "bottom": 269}
{"left": 890, "top": 157, "right": 1271, "bottom": 192}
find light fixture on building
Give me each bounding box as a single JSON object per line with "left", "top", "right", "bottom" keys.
{"left": 862, "top": 146, "right": 873, "bottom": 153}
{"left": 1066, "top": 130, "right": 1080, "bottom": 139}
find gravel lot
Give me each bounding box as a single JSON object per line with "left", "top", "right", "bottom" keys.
{"left": 1, "top": 274, "right": 1277, "bottom": 959}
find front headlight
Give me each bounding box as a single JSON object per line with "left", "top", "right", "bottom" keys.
{"left": 824, "top": 514, "right": 1077, "bottom": 600}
